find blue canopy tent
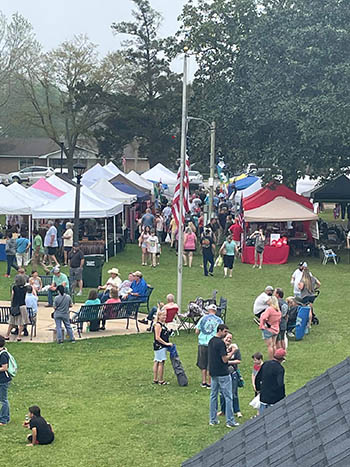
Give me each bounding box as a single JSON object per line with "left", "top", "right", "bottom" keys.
{"left": 228, "top": 175, "right": 259, "bottom": 196}
{"left": 109, "top": 174, "right": 151, "bottom": 202}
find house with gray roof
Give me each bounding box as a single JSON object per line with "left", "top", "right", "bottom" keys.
{"left": 183, "top": 357, "right": 350, "bottom": 467}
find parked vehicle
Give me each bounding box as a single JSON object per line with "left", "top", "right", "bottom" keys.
{"left": 188, "top": 170, "right": 203, "bottom": 184}
{"left": 8, "top": 166, "right": 55, "bottom": 184}
{"left": 0, "top": 173, "right": 10, "bottom": 185}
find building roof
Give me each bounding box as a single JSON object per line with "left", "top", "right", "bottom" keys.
{"left": 0, "top": 138, "right": 98, "bottom": 159}
{"left": 183, "top": 357, "right": 350, "bottom": 467}
{"left": 0, "top": 138, "right": 59, "bottom": 157}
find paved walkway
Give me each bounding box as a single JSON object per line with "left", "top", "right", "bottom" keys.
{"left": 0, "top": 300, "right": 149, "bottom": 344}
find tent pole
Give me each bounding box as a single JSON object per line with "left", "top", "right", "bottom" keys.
{"left": 113, "top": 215, "right": 116, "bottom": 257}
{"left": 29, "top": 215, "right": 32, "bottom": 261}
{"left": 105, "top": 218, "right": 109, "bottom": 262}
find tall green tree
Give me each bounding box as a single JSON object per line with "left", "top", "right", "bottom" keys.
{"left": 179, "top": 0, "right": 350, "bottom": 186}
{"left": 95, "top": 0, "right": 182, "bottom": 167}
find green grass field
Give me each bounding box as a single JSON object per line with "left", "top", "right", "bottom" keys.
{"left": 1, "top": 243, "right": 349, "bottom": 467}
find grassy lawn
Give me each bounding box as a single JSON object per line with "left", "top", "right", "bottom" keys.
{"left": 1, "top": 243, "right": 350, "bottom": 467}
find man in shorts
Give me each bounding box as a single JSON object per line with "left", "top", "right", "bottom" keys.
{"left": 195, "top": 304, "right": 223, "bottom": 388}
{"left": 253, "top": 285, "right": 274, "bottom": 325}
{"left": 44, "top": 221, "right": 59, "bottom": 267}
{"left": 68, "top": 243, "right": 85, "bottom": 296}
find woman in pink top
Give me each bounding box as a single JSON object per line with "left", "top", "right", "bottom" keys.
{"left": 101, "top": 287, "right": 121, "bottom": 330}
{"left": 183, "top": 226, "right": 197, "bottom": 268}
{"left": 259, "top": 296, "right": 281, "bottom": 360}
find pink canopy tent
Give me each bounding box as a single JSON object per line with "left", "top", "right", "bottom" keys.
{"left": 29, "top": 178, "right": 66, "bottom": 200}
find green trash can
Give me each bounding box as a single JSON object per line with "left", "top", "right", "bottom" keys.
{"left": 83, "top": 254, "right": 104, "bottom": 288}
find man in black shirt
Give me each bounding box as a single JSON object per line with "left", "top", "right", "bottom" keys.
{"left": 208, "top": 324, "right": 239, "bottom": 428}
{"left": 255, "top": 348, "right": 286, "bottom": 414}
{"left": 24, "top": 405, "right": 54, "bottom": 446}
{"left": 201, "top": 228, "right": 215, "bottom": 277}
{"left": 68, "top": 242, "right": 85, "bottom": 296}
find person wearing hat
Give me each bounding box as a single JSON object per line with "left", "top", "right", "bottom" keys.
{"left": 126, "top": 271, "right": 148, "bottom": 302}
{"left": 98, "top": 268, "right": 122, "bottom": 303}
{"left": 46, "top": 267, "right": 69, "bottom": 307}
{"left": 253, "top": 286, "right": 274, "bottom": 325}
{"left": 68, "top": 243, "right": 85, "bottom": 296}
{"left": 255, "top": 349, "right": 286, "bottom": 414}
{"left": 291, "top": 261, "right": 309, "bottom": 297}
{"left": 195, "top": 304, "right": 223, "bottom": 388}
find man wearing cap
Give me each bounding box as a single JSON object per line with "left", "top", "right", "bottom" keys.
{"left": 68, "top": 243, "right": 85, "bottom": 296}
{"left": 253, "top": 286, "right": 274, "bottom": 325}
{"left": 98, "top": 268, "right": 122, "bottom": 303}
{"left": 255, "top": 349, "right": 286, "bottom": 414}
{"left": 127, "top": 271, "right": 148, "bottom": 302}
{"left": 195, "top": 304, "right": 223, "bottom": 388}
{"left": 46, "top": 267, "right": 69, "bottom": 307}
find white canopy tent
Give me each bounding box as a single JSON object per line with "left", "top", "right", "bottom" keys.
{"left": 32, "top": 186, "right": 123, "bottom": 261}
{"left": 0, "top": 184, "right": 32, "bottom": 215}
{"left": 244, "top": 196, "right": 318, "bottom": 222}
{"left": 46, "top": 174, "right": 74, "bottom": 192}
{"left": 7, "top": 182, "right": 44, "bottom": 208}
{"left": 296, "top": 176, "right": 322, "bottom": 197}
{"left": 81, "top": 163, "right": 114, "bottom": 187}
{"left": 91, "top": 178, "right": 136, "bottom": 205}
{"left": 105, "top": 162, "right": 123, "bottom": 176}
{"left": 126, "top": 170, "right": 154, "bottom": 191}
{"left": 142, "top": 163, "right": 177, "bottom": 195}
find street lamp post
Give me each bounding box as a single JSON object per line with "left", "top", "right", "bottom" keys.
{"left": 59, "top": 137, "right": 65, "bottom": 174}
{"left": 73, "top": 162, "right": 86, "bottom": 244}
{"left": 187, "top": 117, "right": 216, "bottom": 220}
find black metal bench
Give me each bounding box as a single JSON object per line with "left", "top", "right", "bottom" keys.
{"left": 70, "top": 301, "right": 141, "bottom": 337}
{"left": 137, "top": 285, "right": 154, "bottom": 314}
{"left": 0, "top": 306, "right": 36, "bottom": 340}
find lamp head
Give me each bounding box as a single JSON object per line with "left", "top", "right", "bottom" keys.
{"left": 73, "top": 162, "right": 86, "bottom": 179}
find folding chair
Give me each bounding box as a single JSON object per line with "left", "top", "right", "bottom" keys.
{"left": 320, "top": 245, "right": 338, "bottom": 265}
{"left": 216, "top": 297, "right": 227, "bottom": 323}
{"left": 165, "top": 306, "right": 181, "bottom": 336}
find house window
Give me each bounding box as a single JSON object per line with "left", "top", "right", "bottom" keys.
{"left": 19, "top": 158, "right": 34, "bottom": 169}
{"left": 50, "top": 159, "right": 63, "bottom": 169}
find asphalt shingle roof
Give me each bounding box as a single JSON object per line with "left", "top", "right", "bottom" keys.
{"left": 183, "top": 357, "right": 350, "bottom": 467}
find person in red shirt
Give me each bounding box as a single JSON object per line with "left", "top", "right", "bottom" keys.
{"left": 229, "top": 219, "right": 243, "bottom": 247}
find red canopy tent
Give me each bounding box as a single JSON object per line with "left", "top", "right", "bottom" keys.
{"left": 243, "top": 181, "right": 314, "bottom": 211}
{"left": 242, "top": 182, "right": 317, "bottom": 265}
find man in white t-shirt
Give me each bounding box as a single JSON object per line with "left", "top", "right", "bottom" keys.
{"left": 44, "top": 221, "right": 59, "bottom": 267}
{"left": 253, "top": 286, "right": 274, "bottom": 324}
{"left": 291, "top": 261, "right": 311, "bottom": 296}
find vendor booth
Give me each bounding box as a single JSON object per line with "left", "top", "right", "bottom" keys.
{"left": 242, "top": 182, "right": 318, "bottom": 265}
{"left": 81, "top": 163, "right": 114, "bottom": 187}
{"left": 110, "top": 173, "right": 151, "bottom": 201}
{"left": 142, "top": 163, "right": 177, "bottom": 196}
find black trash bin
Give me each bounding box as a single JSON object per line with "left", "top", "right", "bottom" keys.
{"left": 83, "top": 254, "right": 104, "bottom": 288}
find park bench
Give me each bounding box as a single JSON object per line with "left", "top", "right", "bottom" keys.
{"left": 137, "top": 285, "right": 154, "bottom": 314}
{"left": 70, "top": 301, "right": 142, "bottom": 337}
{"left": 0, "top": 306, "right": 36, "bottom": 340}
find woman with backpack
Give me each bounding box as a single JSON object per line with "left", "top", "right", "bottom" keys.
{"left": 53, "top": 285, "right": 75, "bottom": 344}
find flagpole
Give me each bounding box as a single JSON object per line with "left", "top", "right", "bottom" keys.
{"left": 176, "top": 47, "right": 189, "bottom": 312}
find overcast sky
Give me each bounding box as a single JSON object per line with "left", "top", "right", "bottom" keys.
{"left": 1, "top": 0, "right": 195, "bottom": 74}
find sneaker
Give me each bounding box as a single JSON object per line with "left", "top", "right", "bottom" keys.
{"left": 253, "top": 317, "right": 260, "bottom": 326}
{"left": 287, "top": 332, "right": 295, "bottom": 338}
{"left": 201, "top": 383, "right": 207, "bottom": 388}
{"left": 235, "top": 412, "right": 243, "bottom": 418}
{"left": 209, "top": 421, "right": 220, "bottom": 426}
{"left": 226, "top": 422, "right": 240, "bottom": 428}
{"left": 3, "top": 274, "right": 10, "bottom": 278}
{"left": 138, "top": 318, "right": 148, "bottom": 325}
{"left": 206, "top": 384, "right": 211, "bottom": 389}
{"left": 70, "top": 340, "right": 76, "bottom": 344}
{"left": 209, "top": 272, "right": 214, "bottom": 276}
{"left": 76, "top": 291, "right": 82, "bottom": 296}
{"left": 217, "top": 411, "right": 224, "bottom": 416}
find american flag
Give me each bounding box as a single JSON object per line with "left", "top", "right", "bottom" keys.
{"left": 172, "top": 153, "right": 190, "bottom": 226}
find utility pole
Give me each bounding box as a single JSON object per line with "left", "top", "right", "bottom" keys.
{"left": 176, "top": 47, "right": 189, "bottom": 312}
{"left": 208, "top": 121, "right": 216, "bottom": 220}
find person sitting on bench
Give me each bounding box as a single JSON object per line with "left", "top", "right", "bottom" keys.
{"left": 139, "top": 294, "right": 178, "bottom": 331}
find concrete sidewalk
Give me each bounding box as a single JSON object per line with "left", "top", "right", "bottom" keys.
{"left": 0, "top": 300, "right": 149, "bottom": 343}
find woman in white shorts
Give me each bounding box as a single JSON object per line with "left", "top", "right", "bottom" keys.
{"left": 153, "top": 309, "right": 173, "bottom": 385}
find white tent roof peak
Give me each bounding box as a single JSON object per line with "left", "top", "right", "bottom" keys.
{"left": 81, "top": 163, "right": 115, "bottom": 187}
{"left": 105, "top": 162, "right": 123, "bottom": 176}
{"left": 244, "top": 196, "right": 318, "bottom": 222}
{"left": 91, "top": 178, "right": 136, "bottom": 205}
{"left": 127, "top": 170, "right": 153, "bottom": 191}
{"left": 142, "top": 163, "right": 177, "bottom": 184}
